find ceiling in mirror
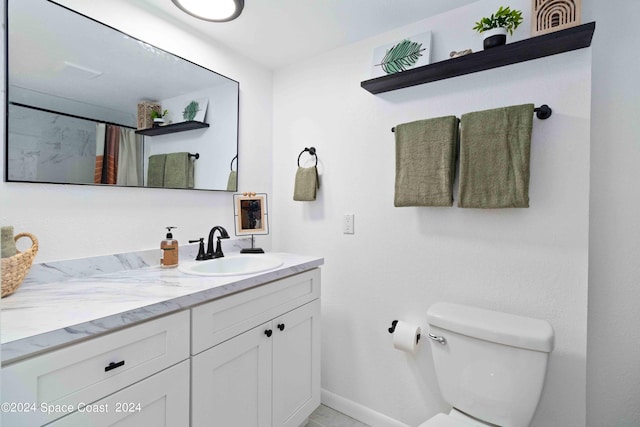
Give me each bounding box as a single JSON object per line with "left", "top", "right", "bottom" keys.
{"left": 5, "top": 0, "right": 239, "bottom": 191}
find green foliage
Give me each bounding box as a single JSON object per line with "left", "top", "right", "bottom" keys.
{"left": 377, "top": 39, "right": 425, "bottom": 74}
{"left": 473, "top": 6, "right": 523, "bottom": 35}
{"left": 151, "top": 109, "right": 168, "bottom": 119}
{"left": 182, "top": 101, "right": 199, "bottom": 121}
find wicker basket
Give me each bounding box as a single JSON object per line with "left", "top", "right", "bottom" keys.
{"left": 1, "top": 232, "right": 38, "bottom": 298}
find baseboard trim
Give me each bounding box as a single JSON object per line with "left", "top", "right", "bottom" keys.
{"left": 321, "top": 389, "right": 411, "bottom": 427}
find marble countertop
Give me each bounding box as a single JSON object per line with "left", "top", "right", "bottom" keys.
{"left": 0, "top": 251, "right": 323, "bottom": 364}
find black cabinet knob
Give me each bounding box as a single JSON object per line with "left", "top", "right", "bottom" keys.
{"left": 264, "top": 329, "right": 273, "bottom": 337}
{"left": 277, "top": 323, "right": 285, "bottom": 331}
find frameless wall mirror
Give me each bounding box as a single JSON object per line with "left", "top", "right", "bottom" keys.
{"left": 233, "top": 193, "right": 269, "bottom": 253}
{"left": 5, "top": 0, "right": 239, "bottom": 191}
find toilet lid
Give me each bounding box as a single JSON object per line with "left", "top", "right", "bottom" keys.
{"left": 418, "top": 413, "right": 475, "bottom": 427}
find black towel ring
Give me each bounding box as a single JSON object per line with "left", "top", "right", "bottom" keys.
{"left": 297, "top": 147, "right": 318, "bottom": 167}
{"left": 230, "top": 155, "right": 237, "bottom": 171}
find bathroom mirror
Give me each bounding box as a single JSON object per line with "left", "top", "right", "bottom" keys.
{"left": 4, "top": 0, "right": 239, "bottom": 191}
{"left": 234, "top": 193, "right": 269, "bottom": 235}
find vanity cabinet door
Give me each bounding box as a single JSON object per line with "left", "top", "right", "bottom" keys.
{"left": 272, "top": 300, "right": 321, "bottom": 427}
{"left": 191, "top": 321, "right": 273, "bottom": 427}
{"left": 48, "top": 360, "right": 190, "bottom": 427}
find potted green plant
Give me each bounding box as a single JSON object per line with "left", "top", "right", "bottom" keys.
{"left": 473, "top": 6, "right": 523, "bottom": 49}
{"left": 150, "top": 109, "right": 168, "bottom": 127}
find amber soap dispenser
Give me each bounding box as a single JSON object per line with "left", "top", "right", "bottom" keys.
{"left": 160, "top": 226, "right": 179, "bottom": 268}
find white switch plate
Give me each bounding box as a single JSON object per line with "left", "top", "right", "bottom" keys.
{"left": 343, "top": 214, "right": 355, "bottom": 234}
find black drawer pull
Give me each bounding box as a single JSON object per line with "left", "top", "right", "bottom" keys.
{"left": 105, "top": 360, "right": 125, "bottom": 372}
{"left": 277, "top": 323, "right": 285, "bottom": 331}
{"left": 264, "top": 329, "right": 273, "bottom": 337}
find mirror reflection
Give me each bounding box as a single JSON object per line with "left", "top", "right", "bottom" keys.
{"left": 5, "top": 0, "right": 239, "bottom": 191}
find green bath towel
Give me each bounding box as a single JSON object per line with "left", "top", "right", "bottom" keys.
{"left": 1, "top": 225, "right": 16, "bottom": 258}
{"left": 226, "top": 170, "right": 237, "bottom": 192}
{"left": 394, "top": 116, "right": 458, "bottom": 207}
{"left": 147, "top": 154, "right": 166, "bottom": 188}
{"left": 293, "top": 166, "right": 320, "bottom": 201}
{"left": 458, "top": 104, "right": 534, "bottom": 208}
{"left": 164, "top": 152, "right": 194, "bottom": 189}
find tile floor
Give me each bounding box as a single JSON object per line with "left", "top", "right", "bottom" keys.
{"left": 307, "top": 405, "right": 370, "bottom": 427}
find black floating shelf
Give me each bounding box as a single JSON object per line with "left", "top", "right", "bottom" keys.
{"left": 361, "top": 22, "right": 595, "bottom": 94}
{"left": 135, "top": 120, "right": 209, "bottom": 136}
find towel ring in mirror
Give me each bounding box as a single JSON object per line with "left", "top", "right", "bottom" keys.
{"left": 298, "top": 147, "right": 318, "bottom": 167}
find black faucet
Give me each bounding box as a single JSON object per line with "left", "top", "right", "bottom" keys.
{"left": 206, "top": 226, "right": 230, "bottom": 259}
{"left": 188, "top": 238, "right": 207, "bottom": 260}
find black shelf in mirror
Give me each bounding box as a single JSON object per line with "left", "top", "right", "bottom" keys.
{"left": 135, "top": 121, "right": 210, "bottom": 136}
{"left": 361, "top": 22, "right": 595, "bottom": 94}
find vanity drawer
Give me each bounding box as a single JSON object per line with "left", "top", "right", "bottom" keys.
{"left": 1, "top": 310, "right": 190, "bottom": 426}
{"left": 191, "top": 268, "right": 320, "bottom": 354}
{"left": 48, "top": 360, "right": 190, "bottom": 427}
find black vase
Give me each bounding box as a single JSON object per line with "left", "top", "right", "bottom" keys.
{"left": 484, "top": 34, "right": 506, "bottom": 49}
{"left": 482, "top": 28, "right": 507, "bottom": 49}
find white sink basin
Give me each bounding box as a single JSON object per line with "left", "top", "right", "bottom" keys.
{"left": 179, "top": 254, "right": 284, "bottom": 277}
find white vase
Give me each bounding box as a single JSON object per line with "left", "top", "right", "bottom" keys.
{"left": 483, "top": 27, "right": 508, "bottom": 49}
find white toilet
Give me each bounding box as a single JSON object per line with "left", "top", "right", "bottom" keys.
{"left": 420, "top": 302, "right": 554, "bottom": 427}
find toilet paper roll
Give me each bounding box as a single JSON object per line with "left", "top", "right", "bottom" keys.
{"left": 392, "top": 321, "right": 421, "bottom": 353}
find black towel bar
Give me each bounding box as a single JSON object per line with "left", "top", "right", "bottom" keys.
{"left": 297, "top": 147, "right": 318, "bottom": 167}
{"left": 189, "top": 153, "right": 200, "bottom": 159}
{"left": 533, "top": 104, "right": 552, "bottom": 119}
{"left": 391, "top": 104, "right": 552, "bottom": 132}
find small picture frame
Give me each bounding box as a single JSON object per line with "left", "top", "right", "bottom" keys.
{"left": 371, "top": 31, "right": 432, "bottom": 78}
{"left": 182, "top": 98, "right": 209, "bottom": 122}
{"left": 531, "top": 0, "right": 582, "bottom": 36}
{"left": 233, "top": 193, "right": 269, "bottom": 236}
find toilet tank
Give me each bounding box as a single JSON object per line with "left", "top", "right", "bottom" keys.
{"left": 427, "top": 302, "right": 554, "bottom": 427}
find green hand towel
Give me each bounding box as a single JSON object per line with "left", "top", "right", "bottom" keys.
{"left": 458, "top": 104, "right": 534, "bottom": 208}
{"left": 1, "top": 226, "right": 17, "bottom": 258}
{"left": 164, "top": 152, "right": 193, "bottom": 189}
{"left": 227, "top": 170, "right": 237, "bottom": 191}
{"left": 147, "top": 154, "right": 166, "bottom": 187}
{"left": 394, "top": 116, "right": 458, "bottom": 207}
{"left": 293, "top": 166, "right": 320, "bottom": 201}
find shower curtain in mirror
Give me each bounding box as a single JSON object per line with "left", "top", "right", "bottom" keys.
{"left": 94, "top": 124, "right": 106, "bottom": 184}
{"left": 94, "top": 124, "right": 142, "bottom": 185}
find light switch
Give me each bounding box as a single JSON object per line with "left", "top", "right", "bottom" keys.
{"left": 343, "top": 214, "right": 355, "bottom": 234}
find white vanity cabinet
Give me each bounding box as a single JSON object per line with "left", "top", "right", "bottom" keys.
{"left": 191, "top": 269, "right": 321, "bottom": 427}
{"left": 0, "top": 310, "right": 190, "bottom": 426}
{"left": 1, "top": 265, "right": 322, "bottom": 427}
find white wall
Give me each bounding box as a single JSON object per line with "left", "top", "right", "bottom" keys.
{"left": 272, "top": 1, "right": 590, "bottom": 426}
{"left": 0, "top": 0, "right": 274, "bottom": 262}
{"left": 584, "top": 1, "right": 640, "bottom": 426}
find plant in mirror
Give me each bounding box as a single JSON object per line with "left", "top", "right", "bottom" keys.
{"left": 5, "top": 0, "right": 239, "bottom": 192}
{"left": 233, "top": 193, "right": 269, "bottom": 254}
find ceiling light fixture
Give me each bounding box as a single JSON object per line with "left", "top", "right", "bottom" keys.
{"left": 171, "top": 0, "right": 244, "bottom": 22}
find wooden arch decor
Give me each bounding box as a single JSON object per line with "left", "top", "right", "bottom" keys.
{"left": 532, "top": 0, "right": 582, "bottom": 36}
